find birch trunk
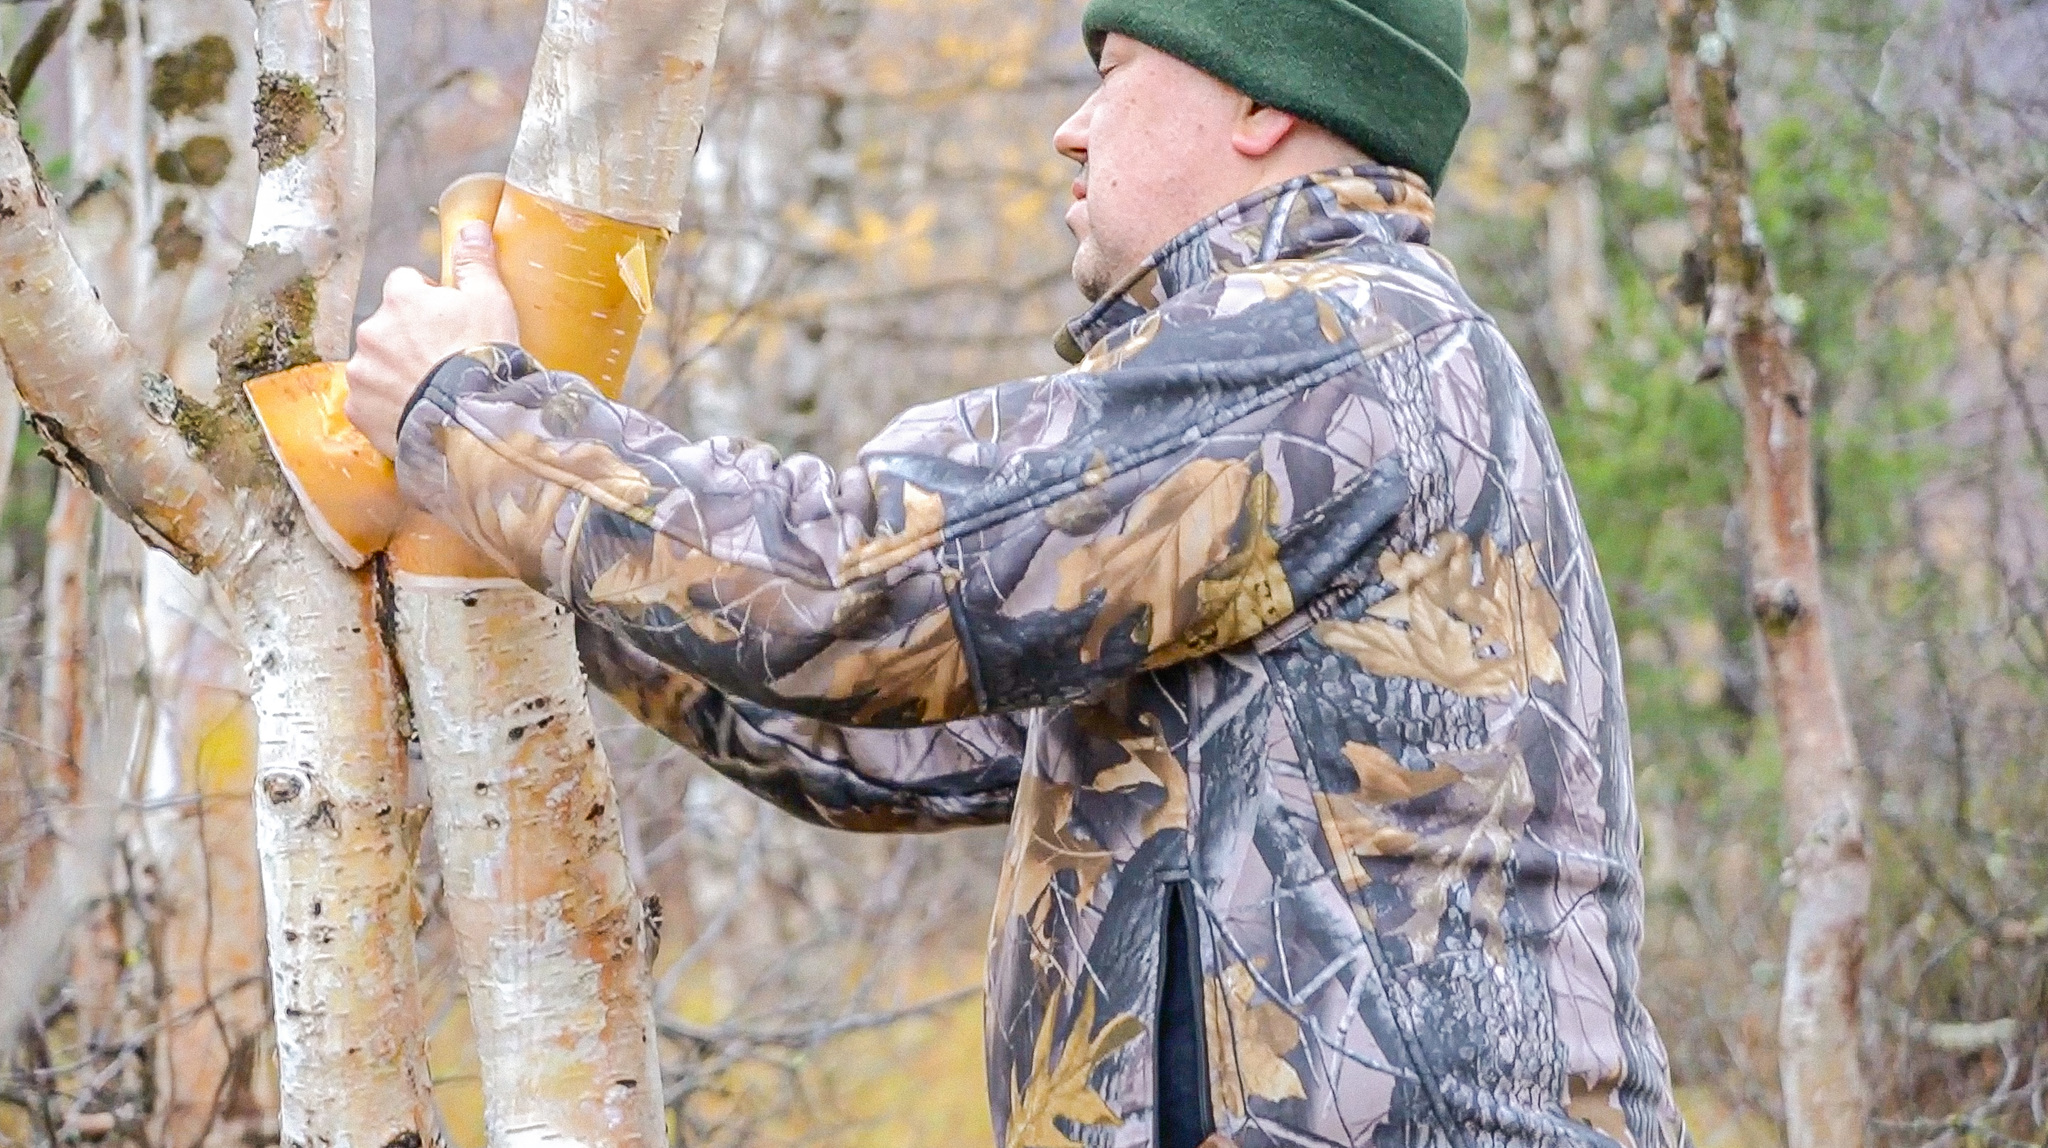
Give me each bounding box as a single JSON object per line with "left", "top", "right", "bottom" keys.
{"left": 124, "top": 2, "right": 274, "bottom": 1140}
{"left": 1660, "top": 5, "right": 1871, "bottom": 1148}
{"left": 36, "top": 477, "right": 92, "bottom": 808}
{"left": 1511, "top": 0, "right": 1611, "bottom": 382}
{"left": 231, "top": 2, "right": 440, "bottom": 1143}
{"left": 0, "top": 369, "right": 18, "bottom": 519}
{"left": 390, "top": 3, "right": 726, "bottom": 1141}
{"left": 143, "top": 546, "right": 275, "bottom": 1147}
{"left": 0, "top": 0, "right": 441, "bottom": 1141}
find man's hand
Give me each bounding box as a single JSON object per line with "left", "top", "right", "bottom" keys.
{"left": 345, "top": 221, "right": 519, "bottom": 458}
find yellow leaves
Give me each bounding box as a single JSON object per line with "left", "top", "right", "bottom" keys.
{"left": 586, "top": 537, "right": 741, "bottom": 643}
{"left": 1568, "top": 1072, "right": 1638, "bottom": 1148}
{"left": 1314, "top": 530, "right": 1564, "bottom": 699}
{"left": 1312, "top": 740, "right": 1534, "bottom": 962}
{"left": 1054, "top": 459, "right": 1293, "bottom": 667}
{"left": 839, "top": 480, "right": 946, "bottom": 581}
{"left": 825, "top": 607, "right": 976, "bottom": 723}
{"left": 1150, "top": 470, "right": 1294, "bottom": 668}
{"left": 788, "top": 202, "right": 939, "bottom": 276}
{"left": 1079, "top": 709, "right": 1189, "bottom": 837}
{"left": 993, "top": 772, "right": 1112, "bottom": 925}
{"left": 999, "top": 187, "right": 1052, "bottom": 232}
{"left": 1006, "top": 987, "right": 1142, "bottom": 1148}
{"left": 1205, "top": 962, "right": 1305, "bottom": 1116}
{"left": 193, "top": 698, "right": 259, "bottom": 796}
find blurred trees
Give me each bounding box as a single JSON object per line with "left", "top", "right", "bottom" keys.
{"left": 0, "top": 0, "right": 2044, "bottom": 1145}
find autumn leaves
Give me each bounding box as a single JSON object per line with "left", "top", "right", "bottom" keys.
{"left": 1316, "top": 531, "right": 1566, "bottom": 701}
{"left": 998, "top": 522, "right": 1566, "bottom": 1146}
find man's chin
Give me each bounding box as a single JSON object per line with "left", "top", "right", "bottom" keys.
{"left": 1070, "top": 242, "right": 1116, "bottom": 303}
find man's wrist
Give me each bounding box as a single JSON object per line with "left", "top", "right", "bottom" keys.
{"left": 398, "top": 342, "right": 531, "bottom": 445}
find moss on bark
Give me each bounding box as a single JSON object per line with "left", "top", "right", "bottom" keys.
{"left": 154, "top": 135, "right": 232, "bottom": 187}
{"left": 214, "top": 243, "right": 319, "bottom": 382}
{"left": 149, "top": 35, "right": 235, "bottom": 119}
{"left": 254, "top": 72, "right": 324, "bottom": 171}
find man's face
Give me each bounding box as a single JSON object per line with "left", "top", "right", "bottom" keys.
{"left": 1055, "top": 35, "right": 1255, "bottom": 301}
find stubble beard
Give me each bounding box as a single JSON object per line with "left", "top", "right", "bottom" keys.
{"left": 1070, "top": 234, "right": 1124, "bottom": 303}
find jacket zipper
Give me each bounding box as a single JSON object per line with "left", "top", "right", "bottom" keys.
{"left": 1156, "top": 875, "right": 1214, "bottom": 1148}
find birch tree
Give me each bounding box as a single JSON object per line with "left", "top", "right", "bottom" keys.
{"left": 1510, "top": 0, "right": 1611, "bottom": 384}
{"left": 53, "top": 0, "right": 277, "bottom": 1136}
{"left": 386, "top": 1, "right": 725, "bottom": 1140}
{"left": 1660, "top": 2, "right": 1871, "bottom": 1146}
{"left": 0, "top": 0, "right": 440, "bottom": 1143}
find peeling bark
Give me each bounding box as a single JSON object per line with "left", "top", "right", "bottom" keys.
{"left": 508, "top": 0, "right": 727, "bottom": 228}
{"left": 228, "top": 2, "right": 439, "bottom": 1144}
{"left": 1660, "top": 4, "right": 1871, "bottom": 1148}
{"left": 392, "top": 2, "right": 730, "bottom": 1139}
{"left": 0, "top": 0, "right": 440, "bottom": 1140}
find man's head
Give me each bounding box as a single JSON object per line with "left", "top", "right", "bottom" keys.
{"left": 1055, "top": 0, "right": 1471, "bottom": 300}
{"left": 1056, "top": 36, "right": 1369, "bottom": 300}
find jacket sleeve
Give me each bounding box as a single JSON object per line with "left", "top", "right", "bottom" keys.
{"left": 394, "top": 276, "right": 1421, "bottom": 726}
{"left": 575, "top": 618, "right": 1020, "bottom": 832}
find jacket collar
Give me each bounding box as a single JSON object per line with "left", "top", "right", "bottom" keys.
{"left": 1055, "top": 163, "right": 1436, "bottom": 364}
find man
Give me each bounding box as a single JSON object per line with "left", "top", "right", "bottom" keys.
{"left": 346, "top": 1, "right": 1689, "bottom": 1145}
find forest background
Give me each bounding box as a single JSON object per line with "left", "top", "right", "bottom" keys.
{"left": 0, "top": 0, "right": 2043, "bottom": 1145}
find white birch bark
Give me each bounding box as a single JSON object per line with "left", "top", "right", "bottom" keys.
{"left": 392, "top": 3, "right": 728, "bottom": 1141}
{"left": 231, "top": 3, "right": 440, "bottom": 1144}
{"left": 0, "top": 0, "right": 441, "bottom": 1140}
{"left": 0, "top": 375, "right": 17, "bottom": 515}
{"left": 397, "top": 589, "right": 664, "bottom": 1148}
{"left": 508, "top": 0, "right": 727, "bottom": 229}
{"left": 123, "top": 3, "right": 274, "bottom": 1141}
{"left": 36, "top": 477, "right": 93, "bottom": 800}
{"left": 233, "top": 527, "right": 434, "bottom": 1148}
{"left": 137, "top": 0, "right": 260, "bottom": 390}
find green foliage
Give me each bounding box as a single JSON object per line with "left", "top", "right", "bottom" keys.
{"left": 1750, "top": 111, "right": 1950, "bottom": 558}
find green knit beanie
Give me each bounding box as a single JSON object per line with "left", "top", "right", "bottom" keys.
{"left": 1081, "top": 0, "right": 1471, "bottom": 192}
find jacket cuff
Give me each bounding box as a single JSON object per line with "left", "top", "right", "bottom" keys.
{"left": 396, "top": 342, "right": 535, "bottom": 449}
{"left": 393, "top": 342, "right": 589, "bottom": 593}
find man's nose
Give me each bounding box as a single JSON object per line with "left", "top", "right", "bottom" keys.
{"left": 1053, "top": 96, "right": 1092, "bottom": 165}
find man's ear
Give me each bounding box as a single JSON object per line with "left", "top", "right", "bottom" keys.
{"left": 1232, "top": 103, "right": 1298, "bottom": 159}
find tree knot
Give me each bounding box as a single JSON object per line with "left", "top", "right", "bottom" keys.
{"left": 1751, "top": 578, "right": 1802, "bottom": 631}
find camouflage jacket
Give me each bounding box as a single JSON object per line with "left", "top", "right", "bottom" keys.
{"left": 397, "top": 164, "right": 1687, "bottom": 1148}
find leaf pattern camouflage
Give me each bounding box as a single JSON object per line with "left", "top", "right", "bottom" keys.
{"left": 397, "top": 164, "right": 1690, "bottom": 1148}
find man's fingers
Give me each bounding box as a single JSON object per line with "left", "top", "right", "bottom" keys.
{"left": 383, "top": 265, "right": 431, "bottom": 298}
{"left": 449, "top": 221, "right": 506, "bottom": 293}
